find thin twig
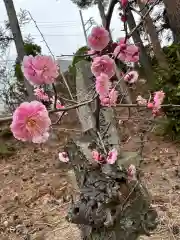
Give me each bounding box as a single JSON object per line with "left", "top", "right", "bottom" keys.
{"left": 97, "top": 131, "right": 107, "bottom": 155}
{"left": 51, "top": 111, "right": 66, "bottom": 125}
{"left": 52, "top": 83, "right": 58, "bottom": 109}
{"left": 127, "top": 0, "right": 160, "bottom": 39}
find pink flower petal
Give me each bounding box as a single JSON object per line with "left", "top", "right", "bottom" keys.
{"left": 10, "top": 101, "right": 51, "bottom": 143}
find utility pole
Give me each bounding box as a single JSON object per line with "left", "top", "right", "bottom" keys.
{"left": 79, "top": 10, "right": 88, "bottom": 44}
{"left": 79, "top": 10, "right": 95, "bottom": 45}
{"left": 3, "top": 0, "right": 34, "bottom": 100}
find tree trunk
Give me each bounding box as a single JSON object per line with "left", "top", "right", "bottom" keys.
{"left": 163, "top": 0, "right": 180, "bottom": 43}
{"left": 126, "top": 8, "right": 155, "bottom": 84}
{"left": 66, "top": 133, "right": 158, "bottom": 239}
{"left": 138, "top": 1, "right": 170, "bottom": 71}
{"left": 3, "top": 0, "right": 34, "bottom": 100}
{"left": 97, "top": 0, "right": 113, "bottom": 40}
{"left": 65, "top": 60, "right": 157, "bottom": 239}
{"left": 97, "top": 0, "right": 107, "bottom": 27}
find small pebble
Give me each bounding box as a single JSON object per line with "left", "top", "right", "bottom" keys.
{"left": 3, "top": 221, "right": 8, "bottom": 227}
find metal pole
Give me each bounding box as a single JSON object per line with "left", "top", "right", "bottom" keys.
{"left": 79, "top": 10, "right": 88, "bottom": 44}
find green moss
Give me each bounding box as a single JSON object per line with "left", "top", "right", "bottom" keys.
{"left": 0, "top": 143, "right": 16, "bottom": 157}
{"left": 0, "top": 128, "right": 13, "bottom": 139}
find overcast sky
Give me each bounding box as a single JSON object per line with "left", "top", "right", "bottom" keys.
{"left": 0, "top": 0, "right": 124, "bottom": 61}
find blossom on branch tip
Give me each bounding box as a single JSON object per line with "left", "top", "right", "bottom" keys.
{"left": 10, "top": 101, "right": 51, "bottom": 143}
{"left": 59, "top": 152, "right": 69, "bottom": 163}
{"left": 22, "top": 55, "right": 59, "bottom": 85}
{"left": 100, "top": 89, "right": 118, "bottom": 107}
{"left": 92, "top": 150, "right": 103, "bottom": 162}
{"left": 153, "top": 90, "right": 165, "bottom": 110}
{"left": 147, "top": 90, "right": 165, "bottom": 116}
{"left": 95, "top": 73, "right": 111, "bottom": 97}
{"left": 34, "top": 88, "right": 49, "bottom": 101}
{"left": 106, "top": 148, "right": 118, "bottom": 164}
{"left": 120, "top": 15, "right": 127, "bottom": 22}
{"left": 91, "top": 55, "right": 115, "bottom": 79}
{"left": 119, "top": 0, "right": 128, "bottom": 8}
{"left": 92, "top": 148, "right": 118, "bottom": 164}
{"left": 127, "top": 164, "right": 137, "bottom": 181}
{"left": 87, "top": 26, "right": 110, "bottom": 51}
{"left": 147, "top": 102, "right": 154, "bottom": 109}
{"left": 136, "top": 95, "right": 147, "bottom": 106}
{"left": 124, "top": 71, "right": 139, "bottom": 84}
{"left": 50, "top": 96, "right": 67, "bottom": 117}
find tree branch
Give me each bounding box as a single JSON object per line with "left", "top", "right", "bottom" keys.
{"left": 0, "top": 36, "right": 13, "bottom": 41}
{"left": 0, "top": 94, "right": 98, "bottom": 123}
{"left": 127, "top": 0, "right": 160, "bottom": 39}
{"left": 105, "top": 0, "right": 118, "bottom": 31}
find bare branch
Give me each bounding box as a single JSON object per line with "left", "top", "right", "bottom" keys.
{"left": 0, "top": 94, "right": 98, "bottom": 123}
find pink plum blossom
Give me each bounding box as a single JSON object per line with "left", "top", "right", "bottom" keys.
{"left": 51, "top": 96, "right": 64, "bottom": 109}
{"left": 92, "top": 150, "right": 102, "bottom": 162}
{"left": 10, "top": 101, "right": 51, "bottom": 143}
{"left": 56, "top": 103, "right": 67, "bottom": 117}
{"left": 34, "top": 88, "right": 49, "bottom": 101}
{"left": 120, "top": 0, "right": 128, "bottom": 8}
{"left": 147, "top": 102, "right": 154, "bottom": 109}
{"left": 153, "top": 91, "right": 165, "bottom": 110}
{"left": 51, "top": 96, "right": 67, "bottom": 117}
{"left": 59, "top": 152, "right": 69, "bottom": 163}
{"left": 106, "top": 148, "right": 118, "bottom": 164}
{"left": 114, "top": 41, "right": 139, "bottom": 63}
{"left": 91, "top": 55, "right": 115, "bottom": 79}
{"left": 147, "top": 90, "right": 165, "bottom": 116}
{"left": 56, "top": 103, "right": 65, "bottom": 110}
{"left": 127, "top": 164, "right": 137, "bottom": 181}
{"left": 121, "top": 15, "right": 127, "bottom": 22}
{"left": 22, "top": 55, "right": 59, "bottom": 85}
{"left": 100, "top": 89, "right": 118, "bottom": 107}
{"left": 95, "top": 73, "right": 111, "bottom": 97}
{"left": 136, "top": 95, "right": 147, "bottom": 106}
{"left": 87, "top": 26, "right": 110, "bottom": 51}
{"left": 124, "top": 71, "right": 139, "bottom": 84}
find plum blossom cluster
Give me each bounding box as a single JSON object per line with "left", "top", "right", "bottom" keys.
{"left": 114, "top": 38, "right": 139, "bottom": 63}
{"left": 91, "top": 56, "right": 118, "bottom": 106}
{"left": 34, "top": 87, "right": 49, "bottom": 101}
{"left": 10, "top": 17, "right": 162, "bottom": 146}
{"left": 147, "top": 91, "right": 165, "bottom": 116}
{"left": 136, "top": 90, "right": 165, "bottom": 116}
{"left": 88, "top": 27, "right": 140, "bottom": 106}
{"left": 92, "top": 148, "right": 118, "bottom": 165}
{"left": 10, "top": 55, "right": 65, "bottom": 143}
{"left": 123, "top": 70, "right": 139, "bottom": 84}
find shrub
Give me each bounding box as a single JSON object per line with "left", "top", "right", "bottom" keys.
{"left": 153, "top": 44, "right": 180, "bottom": 138}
